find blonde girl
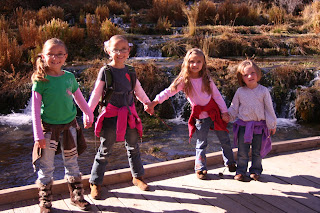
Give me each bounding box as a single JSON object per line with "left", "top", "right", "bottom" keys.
{"left": 147, "top": 48, "right": 236, "bottom": 180}
{"left": 85, "top": 35, "right": 152, "bottom": 199}
{"left": 31, "top": 38, "right": 93, "bottom": 212}
{"left": 228, "top": 59, "right": 277, "bottom": 182}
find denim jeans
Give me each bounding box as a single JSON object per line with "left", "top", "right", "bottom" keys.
{"left": 89, "top": 116, "right": 144, "bottom": 185}
{"left": 236, "top": 126, "right": 263, "bottom": 175}
{"left": 194, "top": 117, "right": 235, "bottom": 171}
{"left": 37, "top": 126, "right": 81, "bottom": 185}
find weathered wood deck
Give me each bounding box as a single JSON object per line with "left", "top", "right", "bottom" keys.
{"left": 0, "top": 137, "right": 319, "bottom": 213}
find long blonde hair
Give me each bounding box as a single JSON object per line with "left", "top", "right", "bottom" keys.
{"left": 236, "top": 59, "right": 262, "bottom": 87}
{"left": 31, "top": 38, "right": 67, "bottom": 82}
{"left": 171, "top": 48, "right": 212, "bottom": 97}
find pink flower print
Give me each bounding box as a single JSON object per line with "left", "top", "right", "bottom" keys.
{"left": 125, "top": 73, "right": 131, "bottom": 82}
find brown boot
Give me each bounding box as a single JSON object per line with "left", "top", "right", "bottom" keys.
{"left": 90, "top": 183, "right": 101, "bottom": 200}
{"left": 36, "top": 180, "right": 53, "bottom": 213}
{"left": 66, "top": 176, "right": 91, "bottom": 211}
{"left": 132, "top": 177, "right": 149, "bottom": 191}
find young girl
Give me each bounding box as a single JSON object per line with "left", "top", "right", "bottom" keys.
{"left": 146, "top": 48, "right": 236, "bottom": 180}
{"left": 31, "top": 38, "right": 93, "bottom": 212}
{"left": 228, "top": 59, "right": 277, "bottom": 182}
{"left": 85, "top": 35, "right": 152, "bottom": 199}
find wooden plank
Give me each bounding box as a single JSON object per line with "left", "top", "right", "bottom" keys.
{"left": 0, "top": 203, "right": 14, "bottom": 213}
{"left": 108, "top": 182, "right": 163, "bottom": 213}
{"left": 11, "top": 199, "right": 39, "bottom": 213}
{"left": 86, "top": 185, "right": 130, "bottom": 213}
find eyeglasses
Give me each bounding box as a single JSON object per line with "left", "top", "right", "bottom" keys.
{"left": 45, "top": 53, "right": 66, "bottom": 58}
{"left": 111, "top": 49, "right": 129, "bottom": 54}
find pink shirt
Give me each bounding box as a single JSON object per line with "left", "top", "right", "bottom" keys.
{"left": 155, "top": 78, "right": 228, "bottom": 119}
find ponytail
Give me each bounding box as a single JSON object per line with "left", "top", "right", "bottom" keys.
{"left": 31, "top": 54, "right": 48, "bottom": 82}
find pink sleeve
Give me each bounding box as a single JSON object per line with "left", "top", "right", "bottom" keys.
{"left": 134, "top": 79, "right": 151, "bottom": 104}
{"left": 88, "top": 80, "right": 105, "bottom": 112}
{"left": 32, "top": 91, "right": 44, "bottom": 141}
{"left": 211, "top": 81, "right": 228, "bottom": 113}
{"left": 154, "top": 82, "right": 183, "bottom": 104}
{"left": 73, "top": 88, "right": 94, "bottom": 124}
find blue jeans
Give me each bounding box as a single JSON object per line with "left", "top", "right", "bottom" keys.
{"left": 37, "top": 126, "right": 81, "bottom": 185}
{"left": 89, "top": 117, "right": 144, "bottom": 185}
{"left": 236, "top": 126, "right": 263, "bottom": 175}
{"left": 194, "top": 117, "right": 235, "bottom": 171}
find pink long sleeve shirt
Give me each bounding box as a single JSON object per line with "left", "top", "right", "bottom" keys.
{"left": 154, "top": 78, "right": 228, "bottom": 119}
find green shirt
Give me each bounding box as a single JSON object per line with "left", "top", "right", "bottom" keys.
{"left": 32, "top": 71, "right": 79, "bottom": 124}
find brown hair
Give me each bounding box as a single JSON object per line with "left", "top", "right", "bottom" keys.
{"left": 236, "top": 59, "right": 262, "bottom": 87}
{"left": 31, "top": 38, "right": 67, "bottom": 82}
{"left": 171, "top": 48, "right": 212, "bottom": 97}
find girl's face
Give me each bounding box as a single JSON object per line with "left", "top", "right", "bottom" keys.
{"left": 42, "top": 44, "right": 67, "bottom": 72}
{"left": 188, "top": 53, "right": 204, "bottom": 78}
{"left": 108, "top": 39, "right": 130, "bottom": 65}
{"left": 242, "top": 65, "right": 258, "bottom": 89}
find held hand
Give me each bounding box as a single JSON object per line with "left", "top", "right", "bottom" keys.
{"left": 221, "top": 112, "right": 230, "bottom": 123}
{"left": 269, "top": 128, "right": 276, "bottom": 136}
{"left": 144, "top": 102, "right": 156, "bottom": 115}
{"left": 83, "top": 113, "right": 93, "bottom": 129}
{"left": 36, "top": 139, "right": 46, "bottom": 149}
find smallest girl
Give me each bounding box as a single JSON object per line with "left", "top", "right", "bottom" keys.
{"left": 228, "top": 59, "right": 277, "bottom": 182}
{"left": 31, "top": 38, "right": 93, "bottom": 212}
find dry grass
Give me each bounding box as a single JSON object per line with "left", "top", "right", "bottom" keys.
{"left": 182, "top": 4, "right": 198, "bottom": 37}
{"left": 155, "top": 17, "right": 172, "bottom": 34}
{"left": 100, "top": 18, "right": 124, "bottom": 41}
{"left": 302, "top": 1, "right": 320, "bottom": 33}
{"left": 18, "top": 19, "right": 40, "bottom": 49}
{"left": 85, "top": 14, "right": 101, "bottom": 40}
{"left": 37, "top": 5, "right": 64, "bottom": 25}
{"left": 0, "top": 31, "right": 23, "bottom": 72}
{"left": 95, "top": 5, "right": 109, "bottom": 22}
{"left": 106, "top": 0, "right": 129, "bottom": 15}
{"left": 147, "top": 0, "right": 185, "bottom": 25}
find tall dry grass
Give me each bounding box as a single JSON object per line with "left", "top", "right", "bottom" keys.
{"left": 0, "top": 15, "right": 9, "bottom": 33}
{"left": 182, "top": 4, "right": 199, "bottom": 37}
{"left": 106, "top": 0, "right": 129, "bottom": 15}
{"left": 155, "top": 17, "right": 172, "bottom": 34}
{"left": 86, "top": 14, "right": 101, "bottom": 40}
{"left": 0, "top": 31, "right": 23, "bottom": 72}
{"left": 39, "top": 18, "right": 70, "bottom": 42}
{"left": 100, "top": 19, "right": 124, "bottom": 41}
{"left": 147, "top": 0, "right": 185, "bottom": 25}
{"left": 198, "top": 0, "right": 217, "bottom": 25}
{"left": 95, "top": 5, "right": 109, "bottom": 22}
{"left": 18, "top": 19, "right": 40, "bottom": 49}
{"left": 37, "top": 5, "right": 64, "bottom": 25}
{"left": 268, "top": 4, "right": 287, "bottom": 25}
{"left": 302, "top": 1, "right": 320, "bottom": 33}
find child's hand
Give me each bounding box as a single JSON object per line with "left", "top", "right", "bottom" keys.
{"left": 144, "top": 102, "right": 155, "bottom": 115}
{"left": 36, "top": 139, "right": 46, "bottom": 149}
{"left": 269, "top": 128, "right": 276, "bottom": 136}
{"left": 221, "top": 112, "right": 230, "bottom": 123}
{"left": 83, "top": 112, "right": 94, "bottom": 128}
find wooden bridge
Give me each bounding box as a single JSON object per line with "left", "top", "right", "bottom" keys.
{"left": 0, "top": 137, "right": 319, "bottom": 213}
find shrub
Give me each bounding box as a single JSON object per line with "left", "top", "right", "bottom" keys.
{"left": 100, "top": 18, "right": 124, "bottom": 42}
{"left": 198, "top": 0, "right": 217, "bottom": 25}
{"left": 268, "top": 4, "right": 287, "bottom": 25}
{"left": 295, "top": 86, "right": 320, "bottom": 122}
{"left": 155, "top": 17, "right": 172, "bottom": 34}
{"left": 147, "top": 0, "right": 185, "bottom": 26}
{"left": 95, "top": 5, "right": 109, "bottom": 22}
{"left": 37, "top": 5, "right": 64, "bottom": 25}
{"left": 0, "top": 31, "right": 23, "bottom": 72}
{"left": 39, "top": 18, "right": 70, "bottom": 42}
{"left": 302, "top": 1, "right": 320, "bottom": 33}
{"left": 107, "top": 0, "right": 129, "bottom": 15}
{"left": 12, "top": 7, "right": 37, "bottom": 27}
{"left": 182, "top": 3, "right": 198, "bottom": 36}
{"left": 18, "top": 19, "right": 40, "bottom": 49}
{"left": 86, "top": 14, "right": 101, "bottom": 40}
{"left": 0, "top": 15, "right": 9, "bottom": 33}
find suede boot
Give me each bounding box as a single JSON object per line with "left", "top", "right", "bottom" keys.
{"left": 36, "top": 180, "right": 53, "bottom": 213}
{"left": 66, "top": 176, "right": 91, "bottom": 211}
{"left": 132, "top": 177, "right": 149, "bottom": 191}
{"left": 90, "top": 183, "right": 101, "bottom": 200}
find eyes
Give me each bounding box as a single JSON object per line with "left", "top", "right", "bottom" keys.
{"left": 189, "top": 60, "right": 203, "bottom": 65}
{"left": 111, "top": 48, "right": 129, "bottom": 54}
{"left": 45, "top": 53, "right": 66, "bottom": 58}
{"left": 243, "top": 71, "right": 256, "bottom": 77}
